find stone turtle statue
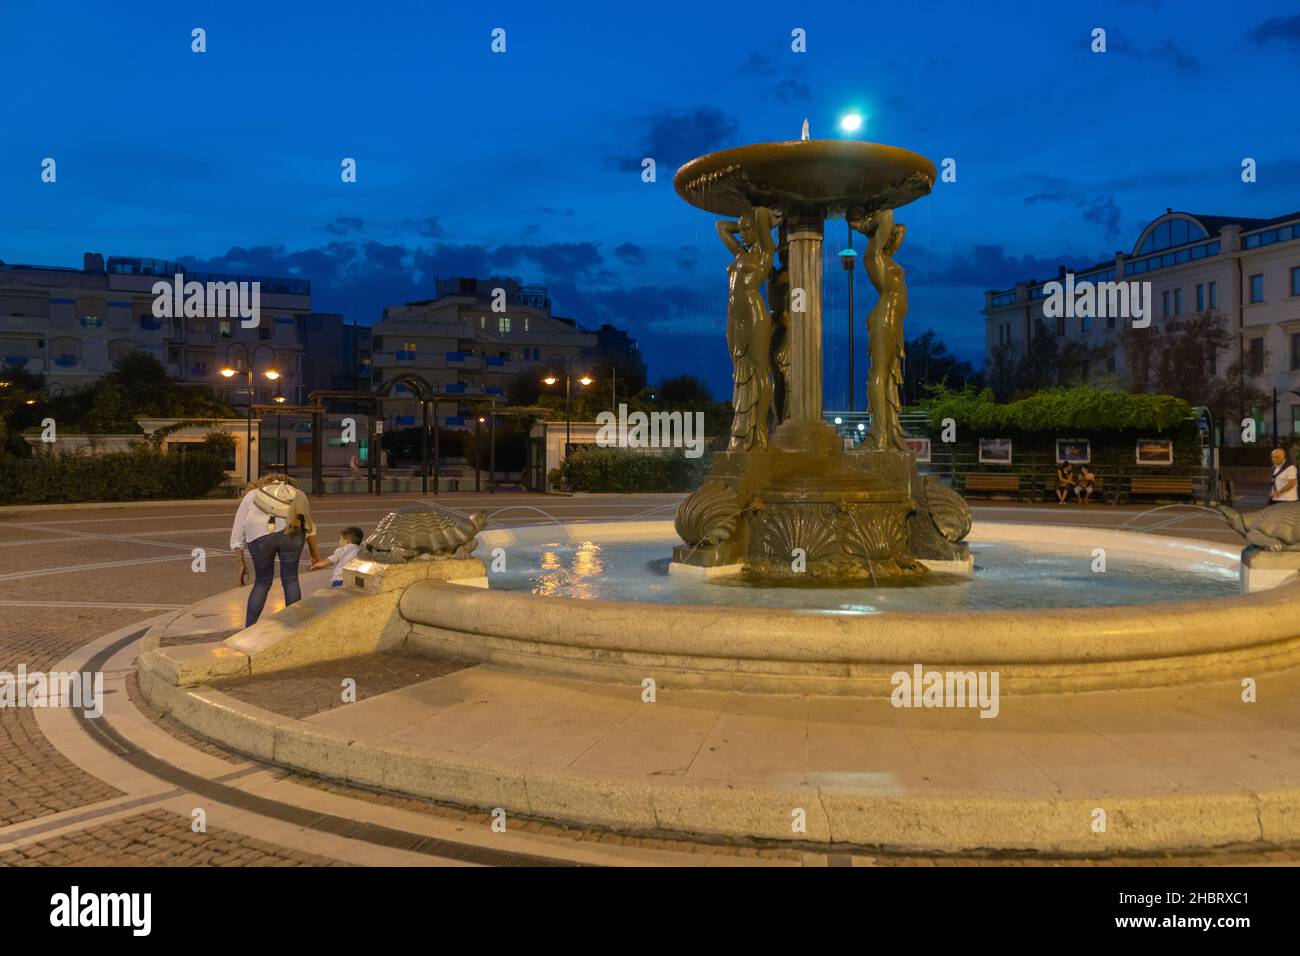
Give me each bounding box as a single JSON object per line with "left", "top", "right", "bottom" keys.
{"left": 1216, "top": 501, "right": 1300, "bottom": 551}
{"left": 361, "top": 505, "right": 487, "bottom": 563}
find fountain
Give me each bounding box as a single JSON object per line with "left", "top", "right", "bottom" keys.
{"left": 669, "top": 132, "right": 971, "bottom": 581}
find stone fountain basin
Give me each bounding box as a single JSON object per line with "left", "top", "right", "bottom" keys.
{"left": 674, "top": 139, "right": 936, "bottom": 217}
{"left": 397, "top": 520, "right": 1300, "bottom": 696}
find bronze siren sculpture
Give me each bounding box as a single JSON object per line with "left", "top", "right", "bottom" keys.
{"left": 717, "top": 206, "right": 778, "bottom": 452}
{"left": 852, "top": 207, "right": 909, "bottom": 453}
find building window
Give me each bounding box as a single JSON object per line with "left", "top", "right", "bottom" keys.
{"left": 1196, "top": 284, "right": 1205, "bottom": 312}
{"left": 258, "top": 325, "right": 272, "bottom": 340}
{"left": 1292, "top": 333, "right": 1300, "bottom": 371}
{"left": 190, "top": 319, "right": 209, "bottom": 334}
{"left": 1209, "top": 281, "right": 1218, "bottom": 309}
{"left": 219, "top": 320, "right": 233, "bottom": 338}
{"left": 1292, "top": 266, "right": 1300, "bottom": 297}
{"left": 524, "top": 318, "right": 530, "bottom": 331}
{"left": 1162, "top": 290, "right": 1170, "bottom": 318}
{"left": 1250, "top": 274, "right": 1264, "bottom": 303}
{"left": 1173, "top": 288, "right": 1182, "bottom": 315}
{"left": 498, "top": 316, "right": 511, "bottom": 333}
{"left": 1249, "top": 337, "right": 1265, "bottom": 376}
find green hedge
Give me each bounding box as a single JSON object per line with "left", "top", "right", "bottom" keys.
{"left": 924, "top": 386, "right": 1192, "bottom": 433}
{"left": 0, "top": 444, "right": 229, "bottom": 504}
{"left": 558, "top": 446, "right": 711, "bottom": 493}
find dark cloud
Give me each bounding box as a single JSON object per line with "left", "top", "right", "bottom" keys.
{"left": 904, "top": 243, "right": 1106, "bottom": 289}
{"left": 606, "top": 106, "right": 738, "bottom": 173}
{"left": 738, "top": 53, "right": 811, "bottom": 104}
{"left": 1025, "top": 193, "right": 1123, "bottom": 242}
{"left": 324, "top": 216, "right": 364, "bottom": 236}
{"left": 1247, "top": 14, "right": 1300, "bottom": 47}
{"left": 614, "top": 242, "right": 647, "bottom": 266}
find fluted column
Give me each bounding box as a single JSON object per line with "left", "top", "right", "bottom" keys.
{"left": 786, "top": 222, "right": 823, "bottom": 421}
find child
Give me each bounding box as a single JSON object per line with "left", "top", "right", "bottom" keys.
{"left": 311, "top": 527, "right": 364, "bottom": 587}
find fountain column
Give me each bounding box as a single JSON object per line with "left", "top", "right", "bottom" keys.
{"left": 773, "top": 210, "right": 836, "bottom": 453}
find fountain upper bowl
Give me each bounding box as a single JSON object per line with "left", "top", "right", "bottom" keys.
{"left": 674, "top": 139, "right": 936, "bottom": 218}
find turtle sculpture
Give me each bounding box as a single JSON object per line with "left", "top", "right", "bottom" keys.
{"left": 1216, "top": 501, "right": 1300, "bottom": 551}
{"left": 360, "top": 505, "right": 487, "bottom": 563}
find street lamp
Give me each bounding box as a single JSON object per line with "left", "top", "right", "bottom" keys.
{"left": 541, "top": 357, "right": 593, "bottom": 460}
{"left": 840, "top": 112, "right": 864, "bottom": 134}
{"left": 839, "top": 223, "right": 857, "bottom": 411}
{"left": 220, "top": 343, "right": 279, "bottom": 483}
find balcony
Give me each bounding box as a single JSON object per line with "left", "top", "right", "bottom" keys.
{"left": 53, "top": 354, "right": 78, "bottom": 368}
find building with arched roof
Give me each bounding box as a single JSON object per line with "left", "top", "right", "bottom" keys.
{"left": 983, "top": 209, "right": 1300, "bottom": 438}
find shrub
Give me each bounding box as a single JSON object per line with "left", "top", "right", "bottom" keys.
{"left": 0, "top": 440, "right": 228, "bottom": 505}
{"left": 923, "top": 385, "right": 1192, "bottom": 433}
{"left": 559, "top": 446, "right": 710, "bottom": 493}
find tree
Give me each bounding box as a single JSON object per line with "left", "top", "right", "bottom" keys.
{"left": 900, "top": 330, "right": 983, "bottom": 406}
{"left": 1120, "top": 311, "right": 1264, "bottom": 435}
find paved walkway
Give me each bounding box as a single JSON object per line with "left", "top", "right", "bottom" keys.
{"left": 2, "top": 492, "right": 1294, "bottom": 866}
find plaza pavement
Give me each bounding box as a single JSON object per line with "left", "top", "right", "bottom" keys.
{"left": 1, "top": 491, "right": 1295, "bottom": 866}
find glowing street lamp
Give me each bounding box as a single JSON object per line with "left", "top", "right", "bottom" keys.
{"left": 223, "top": 342, "right": 281, "bottom": 483}
{"left": 541, "top": 358, "right": 593, "bottom": 456}
{"left": 840, "top": 112, "right": 864, "bottom": 134}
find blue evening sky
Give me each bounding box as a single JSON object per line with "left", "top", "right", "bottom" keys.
{"left": 2, "top": 0, "right": 1297, "bottom": 404}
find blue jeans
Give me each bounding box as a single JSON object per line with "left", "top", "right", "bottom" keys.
{"left": 245, "top": 530, "right": 305, "bottom": 627}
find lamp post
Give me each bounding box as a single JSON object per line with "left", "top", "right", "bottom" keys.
{"left": 542, "top": 357, "right": 593, "bottom": 460}
{"left": 272, "top": 385, "right": 287, "bottom": 474}
{"left": 220, "top": 343, "right": 279, "bottom": 484}
{"left": 839, "top": 223, "right": 857, "bottom": 412}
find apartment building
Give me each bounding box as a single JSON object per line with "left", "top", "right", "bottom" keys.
{"left": 372, "top": 277, "right": 597, "bottom": 429}
{"left": 983, "top": 209, "right": 1300, "bottom": 433}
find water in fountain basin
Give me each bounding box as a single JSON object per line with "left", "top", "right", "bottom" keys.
{"left": 487, "top": 540, "right": 1238, "bottom": 614}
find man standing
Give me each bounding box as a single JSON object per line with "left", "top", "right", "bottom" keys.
{"left": 1269, "top": 447, "right": 1297, "bottom": 503}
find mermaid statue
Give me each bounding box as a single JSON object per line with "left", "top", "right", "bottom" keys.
{"left": 852, "top": 207, "right": 909, "bottom": 453}
{"left": 716, "top": 206, "right": 777, "bottom": 452}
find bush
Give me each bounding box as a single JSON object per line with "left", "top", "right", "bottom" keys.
{"left": 558, "top": 446, "right": 710, "bottom": 493}
{"left": 924, "top": 386, "right": 1192, "bottom": 433}
{"left": 0, "top": 440, "right": 228, "bottom": 505}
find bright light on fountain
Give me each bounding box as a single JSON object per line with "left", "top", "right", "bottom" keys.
{"left": 840, "top": 112, "right": 864, "bottom": 133}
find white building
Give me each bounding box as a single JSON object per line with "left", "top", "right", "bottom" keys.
{"left": 983, "top": 209, "right": 1300, "bottom": 434}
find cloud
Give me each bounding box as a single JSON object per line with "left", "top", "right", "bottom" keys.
{"left": 325, "top": 216, "right": 364, "bottom": 236}
{"left": 606, "top": 106, "right": 738, "bottom": 173}
{"left": 614, "top": 242, "right": 647, "bottom": 266}
{"left": 1247, "top": 14, "right": 1300, "bottom": 47}
{"left": 1024, "top": 193, "right": 1123, "bottom": 242}
{"left": 904, "top": 243, "right": 1106, "bottom": 289}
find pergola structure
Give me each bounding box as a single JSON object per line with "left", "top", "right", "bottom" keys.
{"left": 263, "top": 374, "right": 549, "bottom": 497}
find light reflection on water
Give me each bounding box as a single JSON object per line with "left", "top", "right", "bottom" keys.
{"left": 489, "top": 540, "right": 1240, "bottom": 614}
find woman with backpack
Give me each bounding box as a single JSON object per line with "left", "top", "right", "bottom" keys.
{"left": 229, "top": 473, "right": 323, "bottom": 627}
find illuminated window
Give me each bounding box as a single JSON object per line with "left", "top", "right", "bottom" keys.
{"left": 498, "top": 316, "right": 511, "bottom": 333}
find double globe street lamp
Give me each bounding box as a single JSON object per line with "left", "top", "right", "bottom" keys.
{"left": 220, "top": 343, "right": 280, "bottom": 484}
{"left": 542, "top": 358, "right": 593, "bottom": 455}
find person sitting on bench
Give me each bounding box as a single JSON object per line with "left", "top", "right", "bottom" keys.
{"left": 1055, "top": 462, "right": 1076, "bottom": 505}
{"left": 1073, "top": 465, "right": 1096, "bottom": 504}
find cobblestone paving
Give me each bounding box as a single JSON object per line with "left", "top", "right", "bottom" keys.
{"left": 0, "top": 809, "right": 350, "bottom": 867}
{"left": 0, "top": 607, "right": 146, "bottom": 827}
{"left": 216, "top": 650, "right": 472, "bottom": 719}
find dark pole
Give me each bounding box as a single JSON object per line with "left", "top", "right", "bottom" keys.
{"left": 420, "top": 398, "right": 429, "bottom": 494}
{"left": 489, "top": 405, "right": 497, "bottom": 494}
{"left": 311, "top": 406, "right": 323, "bottom": 496}
{"left": 565, "top": 372, "right": 572, "bottom": 454}
{"left": 474, "top": 414, "right": 482, "bottom": 492}
{"left": 846, "top": 221, "right": 855, "bottom": 412}
{"left": 1273, "top": 387, "right": 1279, "bottom": 444}
{"left": 245, "top": 367, "right": 253, "bottom": 484}
{"left": 432, "top": 389, "right": 440, "bottom": 496}
{"left": 366, "top": 411, "right": 375, "bottom": 494}
{"left": 276, "top": 410, "right": 282, "bottom": 473}
{"left": 374, "top": 400, "right": 382, "bottom": 495}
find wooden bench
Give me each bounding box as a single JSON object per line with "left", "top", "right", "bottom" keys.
{"left": 1126, "top": 475, "right": 1197, "bottom": 503}
{"left": 961, "top": 473, "right": 1029, "bottom": 501}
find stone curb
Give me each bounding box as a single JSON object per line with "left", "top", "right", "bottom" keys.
{"left": 133, "top": 657, "right": 1300, "bottom": 854}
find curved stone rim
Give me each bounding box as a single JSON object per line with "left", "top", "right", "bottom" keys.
{"left": 394, "top": 520, "right": 1300, "bottom": 694}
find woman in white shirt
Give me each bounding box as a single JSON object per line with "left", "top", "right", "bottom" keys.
{"left": 230, "top": 474, "right": 322, "bottom": 627}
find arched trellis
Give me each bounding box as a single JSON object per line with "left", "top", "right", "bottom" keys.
{"left": 376, "top": 372, "right": 440, "bottom": 495}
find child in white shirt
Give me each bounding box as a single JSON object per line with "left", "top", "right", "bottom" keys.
{"left": 311, "top": 526, "right": 364, "bottom": 587}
